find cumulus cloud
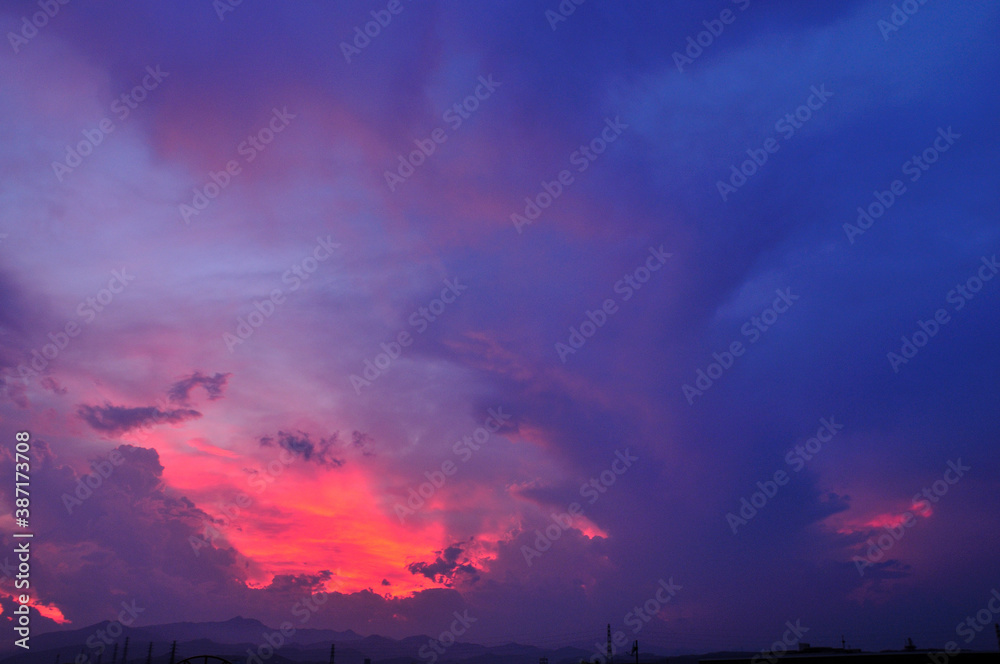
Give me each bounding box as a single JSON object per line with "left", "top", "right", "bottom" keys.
{"left": 0, "top": 443, "right": 243, "bottom": 627}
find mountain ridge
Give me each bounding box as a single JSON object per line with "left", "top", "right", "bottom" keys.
{"left": 0, "top": 616, "right": 719, "bottom": 664}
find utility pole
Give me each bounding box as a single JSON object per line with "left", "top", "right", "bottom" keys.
{"left": 112, "top": 643, "right": 119, "bottom": 664}
{"left": 122, "top": 637, "right": 129, "bottom": 664}
{"left": 607, "top": 625, "right": 612, "bottom": 664}
{"left": 330, "top": 644, "right": 335, "bottom": 664}
{"left": 145, "top": 642, "right": 152, "bottom": 664}
{"left": 169, "top": 641, "right": 177, "bottom": 664}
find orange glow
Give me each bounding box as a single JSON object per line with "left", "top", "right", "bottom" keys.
{"left": 151, "top": 431, "right": 456, "bottom": 596}
{"left": 0, "top": 592, "right": 70, "bottom": 625}
{"left": 834, "top": 501, "right": 932, "bottom": 535}
{"left": 33, "top": 601, "right": 70, "bottom": 624}
{"left": 83, "top": 396, "right": 535, "bottom": 598}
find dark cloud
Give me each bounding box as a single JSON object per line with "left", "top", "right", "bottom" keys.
{"left": 39, "top": 375, "right": 67, "bottom": 395}
{"left": 351, "top": 430, "right": 376, "bottom": 456}
{"left": 168, "top": 371, "right": 231, "bottom": 405}
{"left": 77, "top": 403, "right": 202, "bottom": 434}
{"left": 265, "top": 571, "right": 335, "bottom": 594}
{"left": 841, "top": 559, "right": 913, "bottom": 581}
{"left": 407, "top": 544, "right": 480, "bottom": 585}
{"left": 259, "top": 430, "right": 344, "bottom": 468}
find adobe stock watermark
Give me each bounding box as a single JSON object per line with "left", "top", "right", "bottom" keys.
{"left": 887, "top": 255, "right": 997, "bottom": 373}
{"left": 522, "top": 449, "right": 638, "bottom": 566}
{"left": 60, "top": 449, "right": 126, "bottom": 514}
{"left": 223, "top": 235, "right": 341, "bottom": 352}
{"left": 878, "top": 0, "right": 932, "bottom": 41}
{"left": 726, "top": 417, "right": 844, "bottom": 534}
{"left": 751, "top": 621, "right": 810, "bottom": 664}
{"left": 927, "top": 591, "right": 1000, "bottom": 664}
{"left": 717, "top": 84, "right": 833, "bottom": 202}
{"left": 213, "top": 0, "right": 245, "bottom": 21}
{"left": 682, "top": 288, "right": 799, "bottom": 405}
{"left": 932, "top": 588, "right": 1000, "bottom": 656}
{"left": 52, "top": 65, "right": 169, "bottom": 183}
{"left": 511, "top": 116, "right": 628, "bottom": 234}
{"left": 0, "top": 557, "right": 16, "bottom": 582}
{"left": 349, "top": 278, "right": 467, "bottom": 394}
{"left": 13, "top": 268, "right": 135, "bottom": 386}
{"left": 854, "top": 459, "right": 969, "bottom": 576}
{"left": 672, "top": 0, "right": 752, "bottom": 72}
{"left": 75, "top": 601, "right": 145, "bottom": 664}
{"left": 843, "top": 126, "right": 959, "bottom": 243}
{"left": 394, "top": 407, "right": 512, "bottom": 522}
{"left": 556, "top": 244, "right": 672, "bottom": 363}
{"left": 339, "top": 0, "right": 413, "bottom": 64}
{"left": 418, "top": 610, "right": 477, "bottom": 664}
{"left": 588, "top": 578, "right": 682, "bottom": 664}
{"left": 7, "top": 0, "right": 71, "bottom": 54}
{"left": 385, "top": 74, "right": 501, "bottom": 192}
{"left": 179, "top": 107, "right": 296, "bottom": 224}
{"left": 545, "top": 0, "right": 587, "bottom": 31}
{"left": 244, "top": 583, "right": 339, "bottom": 664}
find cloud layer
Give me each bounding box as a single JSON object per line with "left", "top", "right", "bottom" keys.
{"left": 1, "top": 0, "right": 998, "bottom": 653}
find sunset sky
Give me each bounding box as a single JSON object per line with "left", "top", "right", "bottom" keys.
{"left": 1, "top": 0, "right": 999, "bottom": 654}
